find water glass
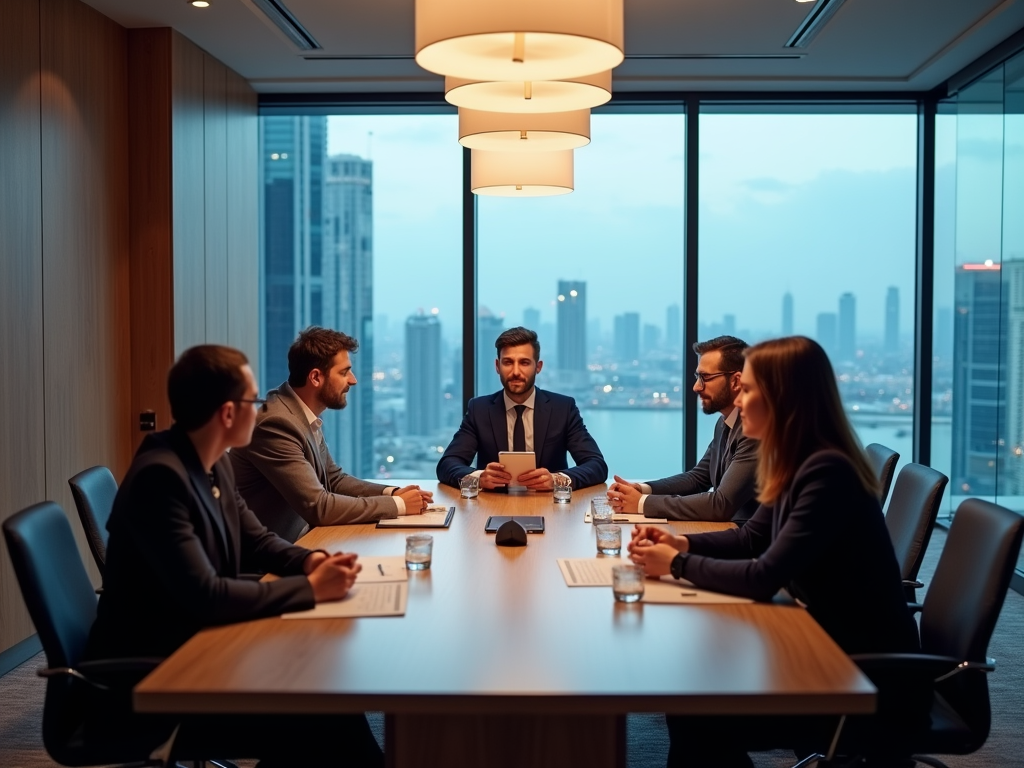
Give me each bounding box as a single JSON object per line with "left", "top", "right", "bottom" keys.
{"left": 592, "top": 498, "right": 613, "bottom": 526}
{"left": 612, "top": 564, "right": 645, "bottom": 603}
{"left": 405, "top": 534, "right": 433, "bottom": 571}
{"left": 553, "top": 474, "right": 572, "bottom": 504}
{"left": 596, "top": 524, "right": 622, "bottom": 556}
{"left": 460, "top": 474, "right": 480, "bottom": 499}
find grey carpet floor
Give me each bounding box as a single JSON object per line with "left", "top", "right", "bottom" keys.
{"left": 2, "top": 527, "right": 1021, "bottom": 767}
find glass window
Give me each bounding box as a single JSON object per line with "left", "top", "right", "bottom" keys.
{"left": 477, "top": 113, "right": 686, "bottom": 479}
{"left": 260, "top": 115, "right": 462, "bottom": 480}
{"left": 697, "top": 112, "right": 919, "bottom": 474}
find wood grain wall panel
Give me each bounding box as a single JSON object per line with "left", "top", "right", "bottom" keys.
{"left": 0, "top": 0, "right": 46, "bottom": 652}
{"left": 40, "top": 0, "right": 130, "bottom": 585}
{"left": 203, "top": 54, "right": 229, "bottom": 344}
{"left": 128, "top": 28, "right": 174, "bottom": 439}
{"left": 171, "top": 32, "right": 206, "bottom": 356}
{"left": 226, "top": 67, "right": 260, "bottom": 369}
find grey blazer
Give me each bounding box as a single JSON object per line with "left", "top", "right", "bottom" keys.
{"left": 643, "top": 414, "right": 759, "bottom": 524}
{"left": 230, "top": 382, "right": 398, "bottom": 542}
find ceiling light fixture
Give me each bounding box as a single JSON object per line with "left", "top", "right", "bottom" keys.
{"left": 190, "top": 0, "right": 210, "bottom": 6}
{"left": 415, "top": 0, "right": 624, "bottom": 82}
{"left": 471, "top": 149, "right": 574, "bottom": 197}
{"left": 445, "top": 71, "right": 612, "bottom": 113}
{"left": 459, "top": 109, "right": 590, "bottom": 152}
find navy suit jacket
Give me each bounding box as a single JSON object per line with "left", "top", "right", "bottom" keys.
{"left": 436, "top": 388, "right": 607, "bottom": 490}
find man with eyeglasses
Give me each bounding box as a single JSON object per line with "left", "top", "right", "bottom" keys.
{"left": 231, "top": 326, "right": 431, "bottom": 543}
{"left": 607, "top": 335, "right": 759, "bottom": 525}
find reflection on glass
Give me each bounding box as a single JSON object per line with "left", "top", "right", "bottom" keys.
{"left": 697, "top": 113, "right": 918, "bottom": 472}
{"left": 478, "top": 113, "right": 686, "bottom": 479}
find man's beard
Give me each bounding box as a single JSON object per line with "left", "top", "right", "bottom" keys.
{"left": 701, "top": 386, "right": 732, "bottom": 415}
{"left": 321, "top": 383, "right": 348, "bottom": 410}
{"left": 502, "top": 372, "right": 536, "bottom": 397}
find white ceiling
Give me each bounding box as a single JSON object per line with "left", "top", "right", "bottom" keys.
{"left": 82, "top": 0, "right": 1024, "bottom": 94}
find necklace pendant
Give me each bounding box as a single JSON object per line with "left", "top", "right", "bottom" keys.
{"left": 212, "top": 485, "right": 221, "bottom": 500}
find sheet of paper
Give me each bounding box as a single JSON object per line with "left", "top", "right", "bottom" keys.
{"left": 584, "top": 511, "right": 667, "bottom": 524}
{"left": 282, "top": 582, "right": 408, "bottom": 619}
{"left": 355, "top": 555, "right": 408, "bottom": 583}
{"left": 557, "top": 557, "right": 625, "bottom": 586}
{"left": 641, "top": 576, "right": 753, "bottom": 605}
{"left": 377, "top": 505, "right": 453, "bottom": 528}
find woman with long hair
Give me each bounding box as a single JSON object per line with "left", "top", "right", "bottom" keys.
{"left": 629, "top": 336, "right": 923, "bottom": 768}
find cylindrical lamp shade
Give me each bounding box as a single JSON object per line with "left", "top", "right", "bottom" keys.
{"left": 415, "top": 0, "right": 623, "bottom": 82}
{"left": 459, "top": 109, "right": 590, "bottom": 152}
{"left": 471, "top": 150, "right": 573, "bottom": 197}
{"left": 445, "top": 71, "right": 612, "bottom": 113}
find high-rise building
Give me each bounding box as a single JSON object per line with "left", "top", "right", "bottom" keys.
{"left": 324, "top": 153, "right": 374, "bottom": 477}
{"left": 523, "top": 307, "right": 540, "bottom": 331}
{"left": 666, "top": 303, "right": 681, "bottom": 350}
{"left": 816, "top": 312, "right": 838, "bottom": 358}
{"left": 405, "top": 312, "right": 442, "bottom": 436}
{"left": 643, "top": 323, "right": 661, "bottom": 354}
{"left": 838, "top": 292, "right": 856, "bottom": 362}
{"left": 557, "top": 280, "right": 587, "bottom": 380}
{"left": 1007, "top": 261, "right": 1024, "bottom": 496}
{"left": 723, "top": 314, "right": 736, "bottom": 337}
{"left": 885, "top": 287, "right": 900, "bottom": 353}
{"left": 477, "top": 307, "right": 504, "bottom": 395}
{"left": 782, "top": 292, "right": 794, "bottom": 336}
{"left": 614, "top": 313, "right": 640, "bottom": 361}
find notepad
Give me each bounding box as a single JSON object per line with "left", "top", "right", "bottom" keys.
{"left": 355, "top": 555, "right": 408, "bottom": 583}
{"left": 282, "top": 581, "right": 408, "bottom": 619}
{"left": 641, "top": 577, "right": 753, "bottom": 605}
{"left": 584, "top": 511, "right": 667, "bottom": 524}
{"left": 557, "top": 557, "right": 623, "bottom": 586}
{"left": 376, "top": 505, "right": 454, "bottom": 528}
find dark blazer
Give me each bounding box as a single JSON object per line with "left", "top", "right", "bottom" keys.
{"left": 676, "top": 449, "right": 920, "bottom": 656}
{"left": 86, "top": 426, "right": 315, "bottom": 661}
{"left": 436, "top": 388, "right": 608, "bottom": 490}
{"left": 230, "top": 382, "right": 398, "bottom": 542}
{"left": 645, "top": 414, "right": 758, "bottom": 524}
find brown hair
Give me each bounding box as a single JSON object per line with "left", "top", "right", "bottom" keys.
{"left": 495, "top": 326, "right": 540, "bottom": 360}
{"left": 744, "top": 336, "right": 878, "bottom": 505}
{"left": 287, "top": 326, "right": 358, "bottom": 387}
{"left": 693, "top": 335, "right": 748, "bottom": 373}
{"left": 168, "top": 345, "right": 250, "bottom": 431}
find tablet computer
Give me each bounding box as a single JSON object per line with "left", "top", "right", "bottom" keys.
{"left": 484, "top": 516, "right": 545, "bottom": 533}
{"left": 498, "top": 450, "right": 536, "bottom": 490}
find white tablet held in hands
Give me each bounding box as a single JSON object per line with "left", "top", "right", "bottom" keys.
{"left": 498, "top": 451, "right": 536, "bottom": 490}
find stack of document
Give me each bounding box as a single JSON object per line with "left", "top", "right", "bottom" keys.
{"left": 283, "top": 556, "right": 409, "bottom": 619}
{"left": 555, "top": 558, "right": 751, "bottom": 605}
{"left": 377, "top": 504, "right": 455, "bottom": 528}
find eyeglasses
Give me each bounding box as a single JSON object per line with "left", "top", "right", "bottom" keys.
{"left": 693, "top": 371, "right": 737, "bottom": 389}
{"left": 235, "top": 398, "right": 267, "bottom": 407}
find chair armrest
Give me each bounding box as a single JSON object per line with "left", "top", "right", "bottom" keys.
{"left": 907, "top": 602, "right": 923, "bottom": 615}
{"left": 851, "top": 653, "right": 995, "bottom": 683}
{"left": 902, "top": 579, "right": 924, "bottom": 590}
{"left": 38, "top": 657, "right": 164, "bottom": 690}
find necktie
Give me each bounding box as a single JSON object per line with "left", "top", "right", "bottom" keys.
{"left": 513, "top": 405, "right": 526, "bottom": 452}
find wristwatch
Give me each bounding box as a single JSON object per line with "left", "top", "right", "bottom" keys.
{"left": 670, "top": 552, "right": 690, "bottom": 581}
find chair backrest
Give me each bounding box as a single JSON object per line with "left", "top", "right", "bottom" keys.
{"left": 864, "top": 443, "right": 899, "bottom": 506}
{"left": 68, "top": 465, "right": 118, "bottom": 574}
{"left": 884, "top": 463, "right": 948, "bottom": 587}
{"left": 920, "top": 498, "right": 1024, "bottom": 742}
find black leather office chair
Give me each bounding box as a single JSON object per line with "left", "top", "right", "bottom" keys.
{"left": 68, "top": 466, "right": 118, "bottom": 575}
{"left": 864, "top": 443, "right": 899, "bottom": 507}
{"left": 884, "top": 463, "right": 948, "bottom": 602}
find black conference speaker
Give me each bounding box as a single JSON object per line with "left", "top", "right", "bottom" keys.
{"left": 494, "top": 519, "right": 528, "bottom": 547}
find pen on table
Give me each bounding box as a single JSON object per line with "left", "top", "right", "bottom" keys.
{"left": 378, "top": 563, "right": 385, "bottom": 576}
{"left": 680, "top": 591, "right": 698, "bottom": 597}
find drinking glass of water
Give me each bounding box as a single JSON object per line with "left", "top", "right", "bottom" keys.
{"left": 553, "top": 474, "right": 572, "bottom": 504}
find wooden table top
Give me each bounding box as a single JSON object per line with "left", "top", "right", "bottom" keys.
{"left": 135, "top": 481, "right": 875, "bottom": 717}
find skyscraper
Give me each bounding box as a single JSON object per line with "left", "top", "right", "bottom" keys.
{"left": 885, "top": 287, "right": 900, "bottom": 353}
{"left": 666, "top": 303, "right": 681, "bottom": 351}
{"left": 614, "top": 313, "right": 640, "bottom": 361}
{"left": 557, "top": 280, "right": 587, "bottom": 382}
{"left": 838, "top": 292, "right": 856, "bottom": 362}
{"left": 405, "top": 312, "right": 442, "bottom": 436}
{"left": 816, "top": 312, "right": 838, "bottom": 358}
{"left": 324, "top": 153, "right": 374, "bottom": 477}
{"left": 523, "top": 307, "right": 540, "bottom": 331}
{"left": 477, "top": 307, "right": 504, "bottom": 395}
{"left": 643, "top": 323, "right": 661, "bottom": 354}
{"left": 782, "top": 292, "right": 794, "bottom": 336}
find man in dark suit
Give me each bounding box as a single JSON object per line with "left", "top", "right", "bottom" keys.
{"left": 437, "top": 327, "right": 607, "bottom": 491}
{"left": 231, "top": 327, "right": 431, "bottom": 542}
{"left": 85, "top": 344, "right": 382, "bottom": 767}
{"left": 607, "top": 336, "right": 759, "bottom": 524}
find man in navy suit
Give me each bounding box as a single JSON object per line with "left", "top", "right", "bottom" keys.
{"left": 437, "top": 327, "right": 607, "bottom": 491}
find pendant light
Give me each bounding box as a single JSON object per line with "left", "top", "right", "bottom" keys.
{"left": 459, "top": 109, "right": 590, "bottom": 152}
{"left": 445, "top": 71, "right": 612, "bottom": 113}
{"left": 415, "top": 0, "right": 624, "bottom": 82}
{"left": 471, "top": 150, "right": 574, "bottom": 197}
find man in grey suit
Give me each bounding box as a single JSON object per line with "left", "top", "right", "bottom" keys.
{"left": 231, "top": 327, "right": 431, "bottom": 542}
{"left": 607, "top": 336, "right": 759, "bottom": 525}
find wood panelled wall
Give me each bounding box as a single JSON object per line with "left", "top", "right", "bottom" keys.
{"left": 1, "top": 2, "right": 259, "bottom": 659}
{"left": 129, "top": 29, "right": 259, "bottom": 437}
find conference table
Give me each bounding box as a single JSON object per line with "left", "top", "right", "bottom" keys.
{"left": 134, "top": 481, "right": 875, "bottom": 768}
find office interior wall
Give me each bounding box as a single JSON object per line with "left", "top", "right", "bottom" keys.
{"left": 0, "top": 0, "right": 130, "bottom": 655}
